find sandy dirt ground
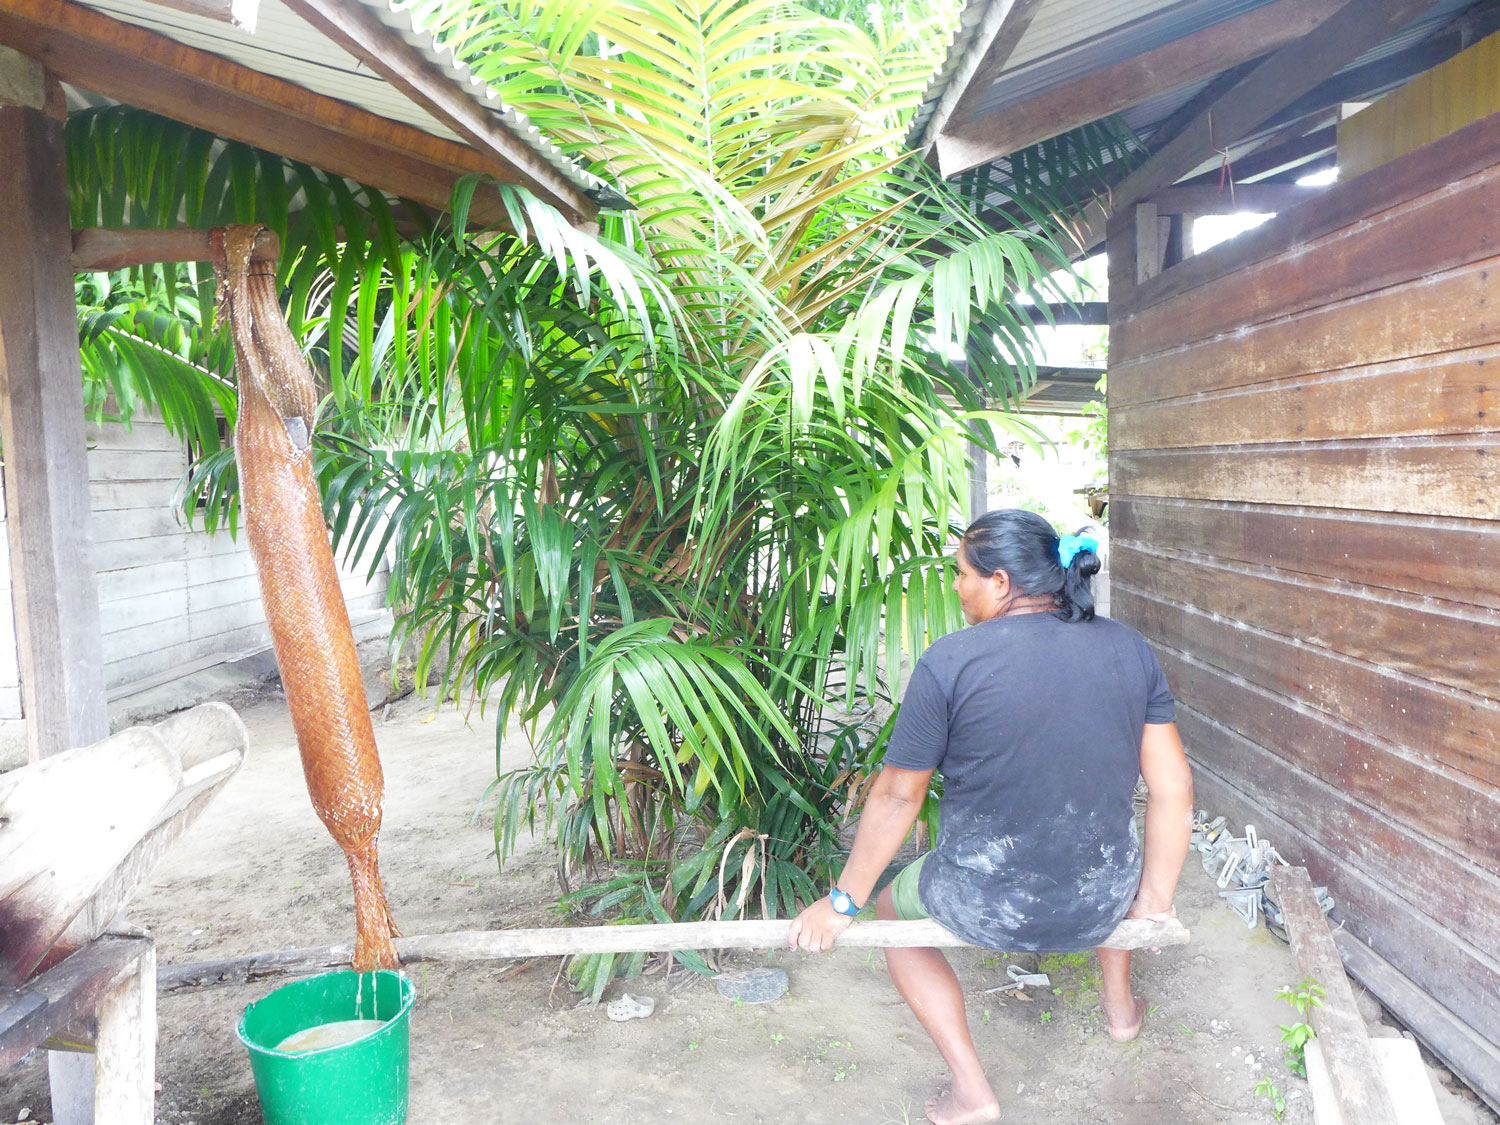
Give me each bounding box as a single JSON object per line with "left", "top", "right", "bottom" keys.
{"left": 2, "top": 685, "right": 1494, "bottom": 1125}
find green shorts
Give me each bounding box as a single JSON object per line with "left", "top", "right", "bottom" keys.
{"left": 889, "top": 853, "right": 930, "bottom": 921}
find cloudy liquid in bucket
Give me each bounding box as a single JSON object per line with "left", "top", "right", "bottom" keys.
{"left": 274, "top": 1019, "right": 387, "bottom": 1053}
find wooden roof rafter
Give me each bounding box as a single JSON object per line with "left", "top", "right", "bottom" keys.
{"left": 0, "top": 0, "right": 599, "bottom": 225}
{"left": 1069, "top": 0, "right": 1447, "bottom": 254}
{"left": 931, "top": 0, "right": 1350, "bottom": 178}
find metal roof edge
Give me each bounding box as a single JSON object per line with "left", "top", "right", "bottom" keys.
{"left": 905, "top": 0, "right": 991, "bottom": 152}
{"left": 362, "top": 0, "right": 611, "bottom": 203}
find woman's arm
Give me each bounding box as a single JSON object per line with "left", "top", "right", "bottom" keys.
{"left": 787, "top": 764, "right": 934, "bottom": 952}
{"left": 1130, "top": 721, "right": 1194, "bottom": 918}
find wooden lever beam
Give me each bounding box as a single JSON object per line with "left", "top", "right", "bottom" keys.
{"left": 160, "top": 915, "right": 1190, "bottom": 993}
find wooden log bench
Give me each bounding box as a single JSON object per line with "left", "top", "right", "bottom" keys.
{"left": 0, "top": 704, "right": 248, "bottom": 1125}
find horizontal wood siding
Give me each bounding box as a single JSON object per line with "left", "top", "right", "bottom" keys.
{"left": 0, "top": 413, "right": 391, "bottom": 707}
{"left": 1109, "top": 111, "right": 1500, "bottom": 1060}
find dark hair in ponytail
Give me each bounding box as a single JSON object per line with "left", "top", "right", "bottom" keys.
{"left": 959, "top": 509, "right": 1101, "bottom": 623}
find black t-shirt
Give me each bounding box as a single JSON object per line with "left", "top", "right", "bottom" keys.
{"left": 884, "top": 611, "right": 1176, "bottom": 952}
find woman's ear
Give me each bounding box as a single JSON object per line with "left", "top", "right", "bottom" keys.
{"left": 991, "top": 569, "right": 1013, "bottom": 600}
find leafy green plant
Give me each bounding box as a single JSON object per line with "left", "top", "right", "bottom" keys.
{"left": 1255, "top": 1076, "right": 1286, "bottom": 1121}
{"left": 70, "top": 1, "right": 1098, "bottom": 1002}
{"left": 1275, "top": 978, "right": 1325, "bottom": 1078}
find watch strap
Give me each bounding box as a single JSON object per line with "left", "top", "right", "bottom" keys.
{"left": 829, "top": 887, "right": 860, "bottom": 917}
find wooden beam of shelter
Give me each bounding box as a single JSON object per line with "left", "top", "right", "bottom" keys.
{"left": 1270, "top": 867, "right": 1400, "bottom": 1125}
{"left": 1146, "top": 184, "right": 1322, "bottom": 216}
{"left": 1177, "top": 125, "right": 1338, "bottom": 190}
{"left": 159, "top": 915, "right": 1191, "bottom": 992}
{"left": 933, "top": 0, "right": 1347, "bottom": 177}
{"left": 71, "top": 227, "right": 278, "bottom": 271}
{"left": 1017, "top": 301, "right": 1108, "bottom": 326}
{"left": 1069, "top": 0, "right": 1444, "bottom": 254}
{"left": 146, "top": 0, "right": 258, "bottom": 32}
{"left": 0, "top": 0, "right": 548, "bottom": 225}
{"left": 917, "top": 0, "right": 1045, "bottom": 151}
{"left": 1258, "top": 0, "right": 1500, "bottom": 137}
{"left": 279, "top": 0, "right": 594, "bottom": 222}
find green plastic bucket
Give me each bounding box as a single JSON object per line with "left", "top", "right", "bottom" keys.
{"left": 238, "top": 969, "right": 413, "bottom": 1125}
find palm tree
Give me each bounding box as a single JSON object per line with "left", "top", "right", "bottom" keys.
{"left": 66, "top": 1, "right": 1128, "bottom": 995}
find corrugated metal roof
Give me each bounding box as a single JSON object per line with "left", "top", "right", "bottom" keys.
{"left": 69, "top": 0, "right": 599, "bottom": 196}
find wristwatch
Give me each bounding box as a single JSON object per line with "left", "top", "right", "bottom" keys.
{"left": 828, "top": 887, "right": 861, "bottom": 917}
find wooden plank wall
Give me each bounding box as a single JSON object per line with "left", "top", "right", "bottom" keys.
{"left": 0, "top": 411, "right": 390, "bottom": 710}
{"left": 1108, "top": 109, "right": 1500, "bottom": 1058}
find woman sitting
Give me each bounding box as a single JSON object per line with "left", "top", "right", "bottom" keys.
{"left": 788, "top": 509, "right": 1194, "bottom": 1125}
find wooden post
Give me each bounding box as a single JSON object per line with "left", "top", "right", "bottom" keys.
{"left": 966, "top": 420, "right": 988, "bottom": 524}
{"left": 92, "top": 943, "right": 155, "bottom": 1125}
{"left": 0, "top": 57, "right": 108, "bottom": 763}
{"left": 0, "top": 49, "right": 112, "bottom": 1125}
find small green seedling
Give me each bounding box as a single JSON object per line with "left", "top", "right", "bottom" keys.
{"left": 1275, "top": 978, "right": 1325, "bottom": 1078}
{"left": 981, "top": 1009, "right": 991, "bottom": 1023}
{"left": 1177, "top": 1022, "right": 1195, "bottom": 1038}
{"left": 1254, "top": 1076, "right": 1286, "bottom": 1121}
{"left": 1039, "top": 1011, "right": 1053, "bottom": 1023}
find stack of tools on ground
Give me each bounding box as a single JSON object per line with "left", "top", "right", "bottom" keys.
{"left": 1191, "top": 812, "right": 1334, "bottom": 935}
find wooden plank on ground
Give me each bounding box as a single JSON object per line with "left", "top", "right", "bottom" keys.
{"left": 1109, "top": 498, "right": 1500, "bottom": 612}
{"left": 157, "top": 915, "right": 1191, "bottom": 993}
{"left": 1269, "top": 867, "right": 1399, "bottom": 1125}
{"left": 1111, "top": 258, "right": 1500, "bottom": 408}
{"left": 1333, "top": 927, "right": 1500, "bottom": 1113}
{"left": 1115, "top": 156, "right": 1500, "bottom": 360}
{"left": 1111, "top": 586, "right": 1500, "bottom": 787}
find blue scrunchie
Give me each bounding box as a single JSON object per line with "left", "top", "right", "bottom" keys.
{"left": 1058, "top": 533, "right": 1099, "bottom": 568}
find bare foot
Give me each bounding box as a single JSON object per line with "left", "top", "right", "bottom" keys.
{"left": 925, "top": 1087, "right": 1002, "bottom": 1125}
{"left": 1101, "top": 994, "right": 1147, "bottom": 1042}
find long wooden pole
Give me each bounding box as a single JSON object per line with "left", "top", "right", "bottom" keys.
{"left": 159, "top": 915, "right": 1190, "bottom": 993}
